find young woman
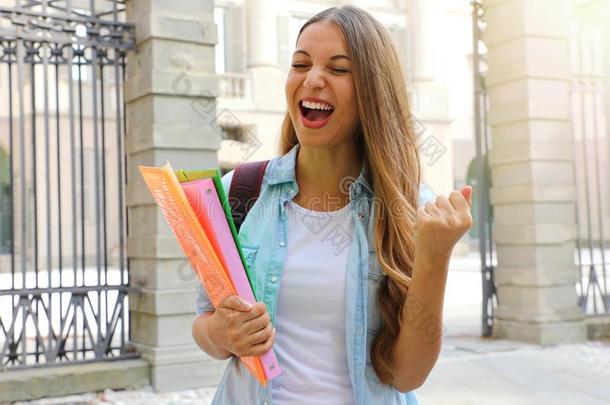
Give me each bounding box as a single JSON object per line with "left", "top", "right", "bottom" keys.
{"left": 192, "top": 6, "right": 472, "bottom": 405}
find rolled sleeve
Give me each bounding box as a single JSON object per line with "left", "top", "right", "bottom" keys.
{"left": 195, "top": 283, "right": 214, "bottom": 316}
{"left": 418, "top": 182, "right": 436, "bottom": 207}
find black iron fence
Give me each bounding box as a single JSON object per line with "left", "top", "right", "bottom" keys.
{"left": 0, "top": 1, "right": 135, "bottom": 368}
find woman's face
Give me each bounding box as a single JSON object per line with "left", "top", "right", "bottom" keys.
{"left": 285, "top": 21, "right": 360, "bottom": 149}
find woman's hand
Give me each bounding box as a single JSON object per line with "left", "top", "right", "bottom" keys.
{"left": 414, "top": 185, "right": 473, "bottom": 265}
{"left": 208, "top": 295, "right": 276, "bottom": 357}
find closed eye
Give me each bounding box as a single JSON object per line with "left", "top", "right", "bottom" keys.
{"left": 291, "top": 64, "right": 350, "bottom": 74}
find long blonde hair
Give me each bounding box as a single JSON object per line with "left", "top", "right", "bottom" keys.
{"left": 279, "top": 6, "right": 422, "bottom": 386}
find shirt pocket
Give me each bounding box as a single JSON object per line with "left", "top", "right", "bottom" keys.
{"left": 240, "top": 244, "right": 260, "bottom": 300}
{"left": 241, "top": 244, "right": 259, "bottom": 269}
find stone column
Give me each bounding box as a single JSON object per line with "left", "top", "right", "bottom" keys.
{"left": 483, "top": 0, "right": 586, "bottom": 344}
{"left": 246, "top": 0, "right": 279, "bottom": 69}
{"left": 406, "top": 0, "right": 435, "bottom": 82}
{"left": 245, "top": 0, "right": 285, "bottom": 110}
{"left": 125, "top": 0, "right": 227, "bottom": 391}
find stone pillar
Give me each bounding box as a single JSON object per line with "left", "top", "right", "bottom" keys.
{"left": 245, "top": 0, "right": 285, "bottom": 110}
{"left": 246, "top": 0, "right": 279, "bottom": 68}
{"left": 125, "top": 0, "right": 227, "bottom": 391}
{"left": 483, "top": 0, "right": 586, "bottom": 344}
{"left": 406, "top": 0, "right": 435, "bottom": 82}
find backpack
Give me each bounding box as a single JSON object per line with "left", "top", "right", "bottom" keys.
{"left": 228, "top": 160, "right": 270, "bottom": 233}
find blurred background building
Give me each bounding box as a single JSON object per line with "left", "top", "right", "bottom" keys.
{"left": 0, "top": 0, "right": 608, "bottom": 402}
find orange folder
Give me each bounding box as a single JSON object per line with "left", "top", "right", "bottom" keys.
{"left": 138, "top": 163, "right": 268, "bottom": 386}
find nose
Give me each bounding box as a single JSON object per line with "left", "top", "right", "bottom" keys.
{"left": 303, "top": 66, "right": 325, "bottom": 90}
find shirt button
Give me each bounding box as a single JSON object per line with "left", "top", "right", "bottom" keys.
{"left": 279, "top": 241, "right": 285, "bottom": 247}
{"left": 270, "top": 275, "right": 278, "bottom": 283}
{"left": 358, "top": 212, "right": 365, "bottom": 219}
{"left": 263, "top": 401, "right": 269, "bottom": 405}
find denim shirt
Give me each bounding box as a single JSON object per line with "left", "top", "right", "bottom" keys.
{"left": 196, "top": 143, "right": 437, "bottom": 405}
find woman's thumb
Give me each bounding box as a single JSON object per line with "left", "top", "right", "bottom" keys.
{"left": 461, "top": 185, "right": 473, "bottom": 207}
{"left": 237, "top": 297, "right": 253, "bottom": 311}
{"left": 220, "top": 295, "right": 253, "bottom": 311}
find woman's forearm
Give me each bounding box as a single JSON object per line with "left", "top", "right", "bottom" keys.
{"left": 391, "top": 253, "right": 450, "bottom": 392}
{"left": 192, "top": 311, "right": 233, "bottom": 360}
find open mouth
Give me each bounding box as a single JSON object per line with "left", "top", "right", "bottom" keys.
{"left": 299, "top": 100, "right": 335, "bottom": 122}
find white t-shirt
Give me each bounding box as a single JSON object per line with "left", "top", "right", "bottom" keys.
{"left": 271, "top": 199, "right": 355, "bottom": 405}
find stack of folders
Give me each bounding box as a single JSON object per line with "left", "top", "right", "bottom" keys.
{"left": 138, "top": 163, "right": 282, "bottom": 386}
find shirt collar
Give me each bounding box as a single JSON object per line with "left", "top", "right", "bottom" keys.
{"left": 267, "top": 143, "right": 373, "bottom": 196}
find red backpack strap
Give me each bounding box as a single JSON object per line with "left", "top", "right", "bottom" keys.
{"left": 228, "top": 160, "right": 270, "bottom": 233}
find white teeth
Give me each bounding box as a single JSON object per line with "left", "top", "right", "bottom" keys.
{"left": 302, "top": 100, "right": 333, "bottom": 110}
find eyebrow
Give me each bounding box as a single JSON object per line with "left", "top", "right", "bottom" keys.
{"left": 293, "top": 49, "right": 351, "bottom": 61}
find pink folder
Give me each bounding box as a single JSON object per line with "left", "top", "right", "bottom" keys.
{"left": 181, "top": 178, "right": 282, "bottom": 381}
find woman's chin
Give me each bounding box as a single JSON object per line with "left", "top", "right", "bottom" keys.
{"left": 296, "top": 131, "right": 349, "bottom": 150}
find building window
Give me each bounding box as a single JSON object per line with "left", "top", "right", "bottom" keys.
{"left": 221, "top": 126, "right": 245, "bottom": 142}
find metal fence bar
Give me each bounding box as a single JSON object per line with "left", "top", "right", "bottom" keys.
{"left": 41, "top": 0, "right": 52, "bottom": 362}
{"left": 569, "top": 84, "right": 587, "bottom": 307}
{"left": 471, "top": 0, "right": 497, "bottom": 337}
{"left": 16, "top": 22, "right": 27, "bottom": 366}
{"left": 76, "top": 41, "right": 84, "bottom": 360}
{"left": 66, "top": 2, "right": 76, "bottom": 360}
{"left": 578, "top": 81, "right": 600, "bottom": 312}
{"left": 8, "top": 48, "right": 15, "bottom": 289}
{"left": 590, "top": 81, "right": 609, "bottom": 308}
{"left": 89, "top": 0, "right": 102, "bottom": 359}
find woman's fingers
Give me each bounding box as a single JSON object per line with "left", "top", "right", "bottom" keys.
{"left": 449, "top": 190, "right": 470, "bottom": 213}
{"left": 435, "top": 195, "right": 456, "bottom": 214}
{"left": 213, "top": 297, "right": 277, "bottom": 357}
{"left": 247, "top": 329, "right": 276, "bottom": 357}
{"left": 247, "top": 321, "right": 274, "bottom": 346}
{"left": 241, "top": 301, "right": 268, "bottom": 323}
{"left": 241, "top": 310, "right": 271, "bottom": 335}
{"left": 424, "top": 200, "right": 441, "bottom": 216}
